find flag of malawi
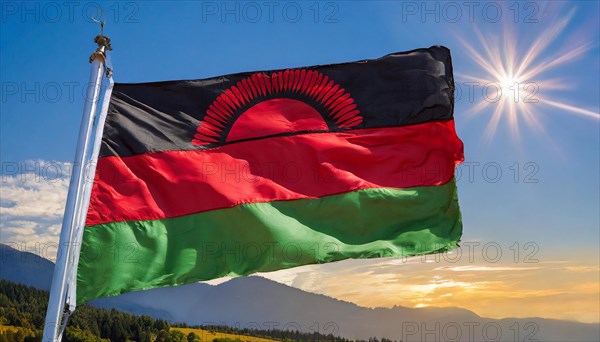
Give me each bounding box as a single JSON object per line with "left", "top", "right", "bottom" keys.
{"left": 77, "top": 46, "right": 464, "bottom": 304}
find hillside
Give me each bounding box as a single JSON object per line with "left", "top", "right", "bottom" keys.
{"left": 0, "top": 244, "right": 53, "bottom": 290}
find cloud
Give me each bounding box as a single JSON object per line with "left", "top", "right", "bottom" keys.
{"left": 0, "top": 160, "right": 70, "bottom": 260}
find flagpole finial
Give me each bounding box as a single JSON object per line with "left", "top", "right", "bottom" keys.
{"left": 89, "top": 10, "right": 112, "bottom": 77}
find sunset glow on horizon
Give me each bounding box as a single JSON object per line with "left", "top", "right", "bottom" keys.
{"left": 259, "top": 248, "right": 600, "bottom": 324}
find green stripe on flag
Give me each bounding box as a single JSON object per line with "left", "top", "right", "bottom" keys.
{"left": 77, "top": 179, "right": 461, "bottom": 304}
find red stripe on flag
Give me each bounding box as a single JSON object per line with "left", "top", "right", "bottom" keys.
{"left": 86, "top": 120, "right": 463, "bottom": 226}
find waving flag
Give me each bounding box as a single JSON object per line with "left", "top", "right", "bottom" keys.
{"left": 77, "top": 46, "right": 464, "bottom": 304}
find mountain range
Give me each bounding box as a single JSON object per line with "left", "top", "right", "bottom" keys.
{"left": 1, "top": 244, "right": 598, "bottom": 341}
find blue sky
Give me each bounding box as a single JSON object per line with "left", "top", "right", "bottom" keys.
{"left": 1, "top": 1, "right": 599, "bottom": 321}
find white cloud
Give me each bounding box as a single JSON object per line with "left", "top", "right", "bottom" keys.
{"left": 1, "top": 160, "right": 71, "bottom": 259}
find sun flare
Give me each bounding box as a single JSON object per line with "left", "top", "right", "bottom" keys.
{"left": 457, "top": 9, "right": 599, "bottom": 141}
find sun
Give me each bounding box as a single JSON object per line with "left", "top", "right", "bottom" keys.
{"left": 498, "top": 74, "right": 518, "bottom": 100}
{"left": 456, "top": 9, "right": 599, "bottom": 142}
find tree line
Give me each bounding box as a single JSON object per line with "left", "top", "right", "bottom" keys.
{"left": 0, "top": 279, "right": 170, "bottom": 341}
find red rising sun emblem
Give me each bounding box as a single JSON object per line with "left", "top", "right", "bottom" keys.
{"left": 192, "top": 69, "right": 362, "bottom": 146}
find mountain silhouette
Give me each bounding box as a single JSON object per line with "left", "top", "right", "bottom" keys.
{"left": 0, "top": 244, "right": 53, "bottom": 290}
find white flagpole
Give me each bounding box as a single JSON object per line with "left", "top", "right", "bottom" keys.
{"left": 42, "top": 31, "right": 111, "bottom": 342}
{"left": 65, "top": 61, "right": 115, "bottom": 313}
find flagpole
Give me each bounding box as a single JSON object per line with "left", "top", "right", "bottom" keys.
{"left": 42, "top": 32, "right": 111, "bottom": 342}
